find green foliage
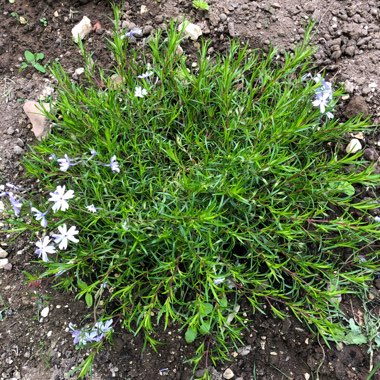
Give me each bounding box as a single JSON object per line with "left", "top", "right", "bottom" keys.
{"left": 17, "top": 7, "right": 380, "bottom": 371}
{"left": 39, "top": 17, "right": 48, "bottom": 27}
{"left": 20, "top": 50, "right": 46, "bottom": 73}
{"left": 192, "top": 0, "right": 209, "bottom": 11}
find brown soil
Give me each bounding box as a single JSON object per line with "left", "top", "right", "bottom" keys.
{"left": 1, "top": 0, "right": 380, "bottom": 379}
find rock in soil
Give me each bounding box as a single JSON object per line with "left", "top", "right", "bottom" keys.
{"left": 345, "top": 138, "right": 362, "bottom": 154}
{"left": 72, "top": 16, "right": 92, "bottom": 42}
{"left": 0, "top": 247, "right": 8, "bottom": 258}
{"left": 363, "top": 147, "right": 379, "bottom": 161}
{"left": 0, "top": 258, "right": 9, "bottom": 269}
{"left": 344, "top": 96, "right": 370, "bottom": 118}
{"left": 23, "top": 101, "right": 51, "bottom": 140}
{"left": 223, "top": 368, "right": 234, "bottom": 379}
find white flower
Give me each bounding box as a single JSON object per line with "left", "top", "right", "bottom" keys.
{"left": 86, "top": 204, "right": 97, "bottom": 213}
{"left": 57, "top": 154, "right": 72, "bottom": 171}
{"left": 48, "top": 185, "right": 75, "bottom": 213}
{"left": 52, "top": 224, "right": 79, "bottom": 250}
{"left": 109, "top": 156, "right": 120, "bottom": 173}
{"left": 35, "top": 236, "right": 56, "bottom": 262}
{"left": 134, "top": 86, "right": 147, "bottom": 98}
{"left": 374, "top": 216, "right": 380, "bottom": 223}
{"left": 213, "top": 277, "right": 225, "bottom": 285}
{"left": 137, "top": 71, "right": 153, "bottom": 79}
{"left": 31, "top": 207, "right": 48, "bottom": 228}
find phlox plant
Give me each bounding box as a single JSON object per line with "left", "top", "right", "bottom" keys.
{"left": 8, "top": 6, "right": 380, "bottom": 376}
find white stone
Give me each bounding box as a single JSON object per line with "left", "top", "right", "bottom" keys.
{"left": 346, "top": 138, "right": 362, "bottom": 154}
{"left": 140, "top": 5, "right": 148, "bottom": 14}
{"left": 23, "top": 101, "right": 51, "bottom": 140}
{"left": 75, "top": 67, "right": 85, "bottom": 76}
{"left": 0, "top": 258, "right": 9, "bottom": 269}
{"left": 304, "top": 373, "right": 310, "bottom": 380}
{"left": 237, "top": 345, "right": 251, "bottom": 356}
{"left": 0, "top": 247, "right": 8, "bottom": 258}
{"left": 41, "top": 306, "right": 50, "bottom": 318}
{"left": 179, "top": 22, "right": 203, "bottom": 41}
{"left": 223, "top": 368, "right": 234, "bottom": 379}
{"left": 72, "top": 16, "right": 92, "bottom": 43}
{"left": 0, "top": 201, "right": 4, "bottom": 213}
{"left": 19, "top": 16, "right": 28, "bottom": 25}
{"left": 53, "top": 11, "right": 59, "bottom": 17}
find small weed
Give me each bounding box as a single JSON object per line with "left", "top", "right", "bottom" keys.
{"left": 192, "top": 0, "right": 209, "bottom": 11}
{"left": 39, "top": 17, "right": 48, "bottom": 27}
{"left": 20, "top": 50, "right": 46, "bottom": 73}
{"left": 10, "top": 11, "right": 19, "bottom": 20}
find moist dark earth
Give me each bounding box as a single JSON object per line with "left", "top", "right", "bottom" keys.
{"left": 0, "top": 0, "right": 380, "bottom": 379}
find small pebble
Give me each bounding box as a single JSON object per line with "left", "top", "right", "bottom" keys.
{"left": 363, "top": 148, "right": 379, "bottom": 161}
{"left": 0, "top": 247, "right": 8, "bottom": 258}
{"left": 345, "top": 139, "right": 362, "bottom": 154}
{"left": 219, "top": 13, "right": 227, "bottom": 22}
{"left": 223, "top": 368, "right": 234, "bottom": 379}
{"left": 0, "top": 258, "right": 9, "bottom": 269}
{"left": 41, "top": 306, "right": 50, "bottom": 318}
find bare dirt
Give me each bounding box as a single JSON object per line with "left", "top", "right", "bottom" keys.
{"left": 0, "top": 0, "right": 380, "bottom": 379}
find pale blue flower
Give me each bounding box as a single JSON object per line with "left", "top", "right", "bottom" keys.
{"left": 35, "top": 236, "right": 56, "bottom": 262}
{"left": 48, "top": 185, "right": 75, "bottom": 213}
{"left": 109, "top": 156, "right": 120, "bottom": 173}
{"left": 89, "top": 149, "right": 97, "bottom": 159}
{"left": 86, "top": 204, "right": 97, "bottom": 213}
{"left": 31, "top": 207, "right": 48, "bottom": 228}
{"left": 8, "top": 192, "right": 22, "bottom": 217}
{"left": 52, "top": 224, "right": 79, "bottom": 250}
{"left": 312, "top": 74, "right": 334, "bottom": 116}
{"left": 213, "top": 277, "right": 225, "bottom": 285}
{"left": 57, "top": 154, "right": 73, "bottom": 171}
{"left": 138, "top": 71, "right": 153, "bottom": 79}
{"left": 134, "top": 86, "right": 148, "bottom": 98}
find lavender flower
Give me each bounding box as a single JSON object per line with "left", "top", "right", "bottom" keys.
{"left": 35, "top": 236, "right": 56, "bottom": 262}
{"left": 31, "top": 207, "right": 48, "bottom": 228}
{"left": 69, "top": 319, "right": 113, "bottom": 346}
{"left": 52, "top": 224, "right": 79, "bottom": 250}
{"left": 48, "top": 185, "right": 75, "bottom": 213}
{"left": 69, "top": 323, "right": 92, "bottom": 346}
{"left": 124, "top": 28, "right": 141, "bottom": 39}
{"left": 134, "top": 86, "right": 147, "bottom": 98}
{"left": 57, "top": 154, "right": 73, "bottom": 172}
{"left": 86, "top": 204, "right": 97, "bottom": 213}
{"left": 8, "top": 192, "right": 22, "bottom": 217}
